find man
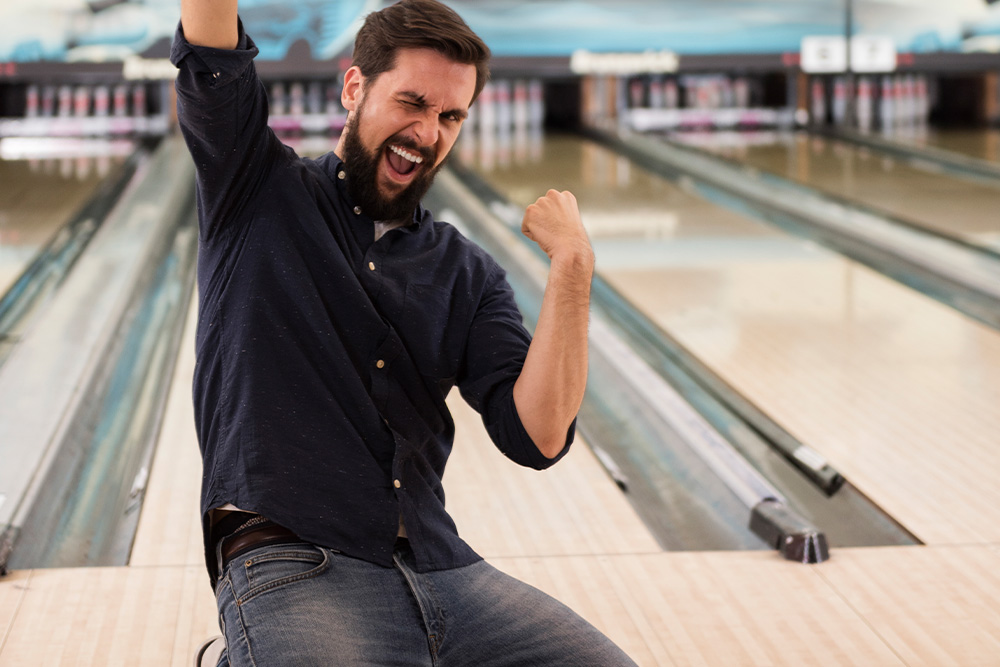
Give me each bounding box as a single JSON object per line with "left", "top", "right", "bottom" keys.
{"left": 172, "top": 0, "right": 636, "bottom": 664}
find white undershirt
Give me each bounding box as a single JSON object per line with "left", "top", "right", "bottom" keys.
{"left": 373, "top": 219, "right": 409, "bottom": 241}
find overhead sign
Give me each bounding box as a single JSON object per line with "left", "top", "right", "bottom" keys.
{"left": 800, "top": 35, "right": 897, "bottom": 73}
{"left": 850, "top": 36, "right": 897, "bottom": 73}
{"left": 570, "top": 50, "right": 679, "bottom": 75}
{"left": 801, "top": 36, "right": 847, "bottom": 73}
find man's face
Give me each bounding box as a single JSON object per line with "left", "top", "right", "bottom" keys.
{"left": 338, "top": 48, "right": 477, "bottom": 222}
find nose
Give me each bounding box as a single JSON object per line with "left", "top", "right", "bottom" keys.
{"left": 412, "top": 112, "right": 439, "bottom": 147}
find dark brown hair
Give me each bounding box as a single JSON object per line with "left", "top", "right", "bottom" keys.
{"left": 351, "top": 0, "right": 491, "bottom": 105}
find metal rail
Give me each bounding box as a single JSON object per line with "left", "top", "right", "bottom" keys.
{"left": 585, "top": 126, "right": 1000, "bottom": 331}
{"left": 0, "top": 136, "right": 197, "bottom": 573}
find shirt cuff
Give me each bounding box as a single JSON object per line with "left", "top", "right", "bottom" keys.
{"left": 495, "top": 385, "right": 574, "bottom": 470}
{"left": 170, "top": 17, "right": 258, "bottom": 86}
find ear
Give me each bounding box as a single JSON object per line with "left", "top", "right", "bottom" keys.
{"left": 341, "top": 66, "right": 364, "bottom": 112}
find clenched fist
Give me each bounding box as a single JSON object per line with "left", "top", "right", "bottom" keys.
{"left": 521, "top": 190, "right": 594, "bottom": 267}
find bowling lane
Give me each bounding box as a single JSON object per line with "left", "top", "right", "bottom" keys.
{"left": 667, "top": 130, "right": 1000, "bottom": 251}
{"left": 0, "top": 138, "right": 132, "bottom": 296}
{"left": 456, "top": 130, "right": 1000, "bottom": 547}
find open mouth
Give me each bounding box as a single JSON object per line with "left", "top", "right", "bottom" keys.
{"left": 385, "top": 144, "right": 424, "bottom": 180}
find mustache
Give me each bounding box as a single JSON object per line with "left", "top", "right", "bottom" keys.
{"left": 382, "top": 135, "right": 436, "bottom": 165}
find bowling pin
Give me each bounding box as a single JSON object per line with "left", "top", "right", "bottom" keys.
{"left": 899, "top": 75, "right": 912, "bottom": 126}
{"left": 132, "top": 84, "right": 148, "bottom": 133}
{"left": 25, "top": 85, "right": 39, "bottom": 118}
{"left": 73, "top": 86, "right": 90, "bottom": 118}
{"left": 58, "top": 85, "right": 73, "bottom": 117}
{"left": 131, "top": 84, "right": 146, "bottom": 117}
{"left": 893, "top": 76, "right": 905, "bottom": 126}
{"left": 664, "top": 78, "right": 678, "bottom": 109}
{"left": 649, "top": 76, "right": 664, "bottom": 109}
{"left": 811, "top": 78, "right": 826, "bottom": 125}
{"left": 880, "top": 75, "right": 894, "bottom": 132}
{"left": 495, "top": 80, "right": 512, "bottom": 167}
{"left": 41, "top": 85, "right": 55, "bottom": 118}
{"left": 289, "top": 82, "right": 305, "bottom": 118}
{"left": 325, "top": 82, "right": 341, "bottom": 116}
{"left": 513, "top": 80, "right": 529, "bottom": 131}
{"left": 629, "top": 78, "right": 644, "bottom": 109}
{"left": 307, "top": 81, "right": 322, "bottom": 116}
{"left": 915, "top": 75, "right": 928, "bottom": 126}
{"left": 113, "top": 84, "right": 129, "bottom": 117}
{"left": 528, "top": 79, "right": 544, "bottom": 130}
{"left": 832, "top": 77, "right": 846, "bottom": 126}
{"left": 856, "top": 77, "right": 873, "bottom": 132}
{"left": 720, "top": 77, "right": 734, "bottom": 108}
{"left": 93, "top": 86, "right": 110, "bottom": 118}
{"left": 734, "top": 77, "right": 750, "bottom": 109}
{"left": 478, "top": 82, "right": 496, "bottom": 134}
{"left": 270, "top": 82, "right": 287, "bottom": 116}
{"left": 495, "top": 80, "right": 512, "bottom": 134}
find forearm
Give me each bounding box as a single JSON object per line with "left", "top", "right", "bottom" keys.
{"left": 181, "top": 0, "right": 239, "bottom": 49}
{"left": 513, "top": 247, "right": 594, "bottom": 458}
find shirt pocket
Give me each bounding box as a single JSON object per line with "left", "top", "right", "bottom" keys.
{"left": 402, "top": 282, "right": 465, "bottom": 379}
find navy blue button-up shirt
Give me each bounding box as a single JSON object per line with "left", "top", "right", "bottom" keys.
{"left": 170, "top": 23, "right": 571, "bottom": 578}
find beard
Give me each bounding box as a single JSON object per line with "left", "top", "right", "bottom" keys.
{"left": 340, "top": 103, "right": 446, "bottom": 223}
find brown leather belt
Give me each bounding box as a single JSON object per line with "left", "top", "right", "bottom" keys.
{"left": 220, "top": 523, "right": 301, "bottom": 568}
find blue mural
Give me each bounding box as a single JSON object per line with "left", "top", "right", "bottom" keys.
{"left": 0, "top": 0, "right": 179, "bottom": 62}
{"left": 449, "top": 0, "right": 1000, "bottom": 56}
{"left": 0, "top": 0, "right": 998, "bottom": 63}
{"left": 0, "top": 0, "right": 376, "bottom": 63}
{"left": 237, "top": 0, "right": 377, "bottom": 60}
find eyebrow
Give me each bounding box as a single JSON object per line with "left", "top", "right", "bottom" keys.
{"left": 398, "top": 91, "right": 468, "bottom": 120}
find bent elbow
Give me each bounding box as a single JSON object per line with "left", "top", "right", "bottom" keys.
{"left": 533, "top": 423, "right": 575, "bottom": 461}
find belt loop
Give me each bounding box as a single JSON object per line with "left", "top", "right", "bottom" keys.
{"left": 214, "top": 532, "right": 228, "bottom": 582}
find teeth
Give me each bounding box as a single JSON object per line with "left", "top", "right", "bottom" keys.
{"left": 390, "top": 145, "right": 423, "bottom": 164}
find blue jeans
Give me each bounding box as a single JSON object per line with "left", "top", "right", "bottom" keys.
{"left": 213, "top": 539, "right": 637, "bottom": 666}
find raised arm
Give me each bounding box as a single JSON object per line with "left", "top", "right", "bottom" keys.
{"left": 513, "top": 190, "right": 595, "bottom": 459}
{"left": 181, "top": 0, "right": 239, "bottom": 49}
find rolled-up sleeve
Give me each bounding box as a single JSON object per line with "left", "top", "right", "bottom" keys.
{"left": 459, "top": 264, "right": 573, "bottom": 470}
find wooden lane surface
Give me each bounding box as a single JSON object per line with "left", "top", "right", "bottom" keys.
{"left": 5, "top": 545, "right": 1000, "bottom": 665}
{"left": 493, "top": 544, "right": 1000, "bottom": 666}
{"left": 0, "top": 565, "right": 218, "bottom": 667}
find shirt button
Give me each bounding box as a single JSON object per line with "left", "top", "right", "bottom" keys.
{"left": 376, "top": 359, "right": 385, "bottom": 369}
{"left": 393, "top": 479, "right": 401, "bottom": 489}
{"left": 368, "top": 261, "right": 375, "bottom": 271}
{"left": 354, "top": 206, "right": 361, "bottom": 215}
{"left": 338, "top": 170, "right": 346, "bottom": 180}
